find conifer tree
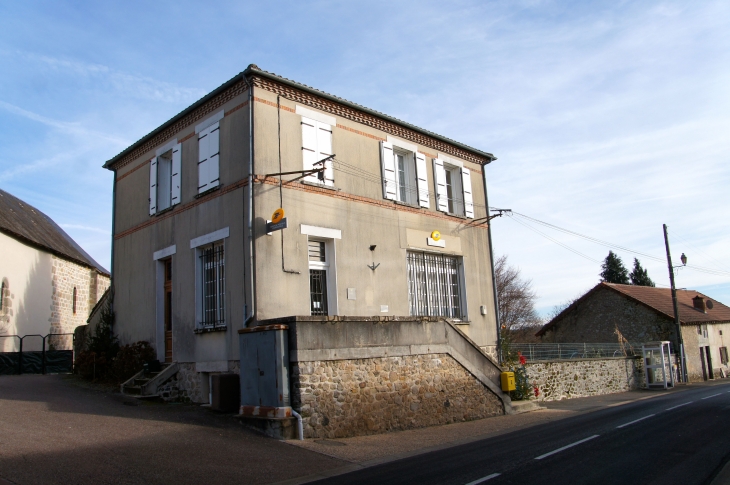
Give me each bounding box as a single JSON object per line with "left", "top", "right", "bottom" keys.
{"left": 629, "top": 258, "right": 655, "bottom": 287}
{"left": 600, "top": 251, "right": 630, "bottom": 284}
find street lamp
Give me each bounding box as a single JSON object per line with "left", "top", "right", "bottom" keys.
{"left": 680, "top": 253, "right": 687, "bottom": 266}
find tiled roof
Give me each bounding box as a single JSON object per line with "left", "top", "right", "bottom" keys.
{"left": 536, "top": 282, "right": 730, "bottom": 336}
{"left": 605, "top": 283, "right": 730, "bottom": 324}
{"left": 0, "top": 189, "right": 109, "bottom": 275}
{"left": 104, "top": 64, "right": 496, "bottom": 169}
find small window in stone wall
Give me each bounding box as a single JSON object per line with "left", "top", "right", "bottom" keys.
{"left": 72, "top": 287, "right": 77, "bottom": 315}
{"left": 720, "top": 347, "right": 728, "bottom": 365}
{"left": 0, "top": 281, "right": 4, "bottom": 310}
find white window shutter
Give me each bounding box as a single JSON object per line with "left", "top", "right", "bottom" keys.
{"left": 433, "top": 158, "right": 448, "bottom": 212}
{"left": 461, "top": 167, "right": 474, "bottom": 218}
{"left": 380, "top": 141, "right": 397, "bottom": 200}
{"left": 415, "top": 152, "right": 429, "bottom": 208}
{"left": 149, "top": 157, "right": 158, "bottom": 215}
{"left": 208, "top": 123, "right": 220, "bottom": 189}
{"left": 301, "top": 117, "right": 318, "bottom": 182}
{"left": 171, "top": 143, "right": 182, "bottom": 206}
{"left": 198, "top": 127, "right": 210, "bottom": 193}
{"left": 317, "top": 123, "right": 334, "bottom": 186}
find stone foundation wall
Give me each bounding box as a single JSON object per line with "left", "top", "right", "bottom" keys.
{"left": 175, "top": 361, "right": 240, "bottom": 403}
{"left": 525, "top": 357, "right": 643, "bottom": 402}
{"left": 291, "top": 354, "right": 504, "bottom": 439}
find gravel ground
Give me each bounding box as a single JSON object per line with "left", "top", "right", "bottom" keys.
{"left": 0, "top": 375, "right": 344, "bottom": 485}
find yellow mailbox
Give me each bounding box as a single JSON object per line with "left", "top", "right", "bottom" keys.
{"left": 501, "top": 371, "right": 516, "bottom": 392}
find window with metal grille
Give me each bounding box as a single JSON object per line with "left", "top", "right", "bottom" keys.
{"left": 308, "top": 239, "right": 328, "bottom": 316}
{"left": 407, "top": 251, "right": 463, "bottom": 318}
{"left": 720, "top": 347, "right": 728, "bottom": 365}
{"left": 200, "top": 243, "right": 225, "bottom": 328}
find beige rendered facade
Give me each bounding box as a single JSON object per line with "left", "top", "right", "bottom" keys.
{"left": 106, "top": 65, "right": 501, "bottom": 402}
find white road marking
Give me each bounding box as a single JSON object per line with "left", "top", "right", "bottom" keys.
{"left": 534, "top": 435, "right": 600, "bottom": 460}
{"left": 701, "top": 393, "right": 722, "bottom": 400}
{"left": 465, "top": 473, "right": 501, "bottom": 484}
{"left": 617, "top": 414, "right": 656, "bottom": 429}
{"left": 666, "top": 402, "right": 693, "bottom": 411}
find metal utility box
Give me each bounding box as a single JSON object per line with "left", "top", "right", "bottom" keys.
{"left": 501, "top": 371, "right": 516, "bottom": 392}
{"left": 211, "top": 373, "right": 240, "bottom": 412}
{"left": 238, "top": 324, "right": 290, "bottom": 408}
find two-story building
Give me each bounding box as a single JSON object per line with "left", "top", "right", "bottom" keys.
{"left": 105, "top": 65, "right": 509, "bottom": 436}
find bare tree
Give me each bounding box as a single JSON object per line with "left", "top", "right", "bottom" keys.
{"left": 495, "top": 255, "right": 541, "bottom": 342}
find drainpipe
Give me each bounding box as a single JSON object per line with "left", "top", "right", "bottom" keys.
{"left": 481, "top": 161, "right": 502, "bottom": 364}
{"left": 110, "top": 169, "right": 117, "bottom": 319}
{"left": 245, "top": 82, "right": 256, "bottom": 326}
{"left": 291, "top": 409, "right": 304, "bottom": 440}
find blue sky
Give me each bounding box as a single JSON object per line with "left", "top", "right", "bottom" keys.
{"left": 1, "top": 1, "right": 729, "bottom": 316}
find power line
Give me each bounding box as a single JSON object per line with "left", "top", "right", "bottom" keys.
{"left": 506, "top": 214, "right": 602, "bottom": 264}
{"left": 508, "top": 212, "right": 730, "bottom": 278}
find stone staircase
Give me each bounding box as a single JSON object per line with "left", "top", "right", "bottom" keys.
{"left": 121, "top": 362, "right": 179, "bottom": 398}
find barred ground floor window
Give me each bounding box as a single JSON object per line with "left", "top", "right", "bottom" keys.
{"left": 200, "top": 242, "right": 225, "bottom": 329}
{"left": 407, "top": 251, "right": 464, "bottom": 319}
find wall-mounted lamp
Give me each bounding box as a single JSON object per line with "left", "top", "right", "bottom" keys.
{"left": 367, "top": 245, "right": 380, "bottom": 271}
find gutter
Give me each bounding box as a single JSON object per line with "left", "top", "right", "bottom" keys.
{"left": 104, "top": 65, "right": 496, "bottom": 170}
{"left": 245, "top": 84, "right": 256, "bottom": 326}
{"left": 481, "top": 164, "right": 502, "bottom": 363}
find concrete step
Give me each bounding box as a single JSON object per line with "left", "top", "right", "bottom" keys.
{"left": 134, "top": 378, "right": 151, "bottom": 386}
{"left": 509, "top": 400, "right": 545, "bottom": 414}
{"left": 123, "top": 385, "right": 142, "bottom": 395}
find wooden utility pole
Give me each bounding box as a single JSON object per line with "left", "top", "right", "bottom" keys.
{"left": 663, "top": 224, "right": 687, "bottom": 382}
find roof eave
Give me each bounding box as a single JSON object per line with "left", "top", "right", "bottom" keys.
{"left": 249, "top": 67, "right": 497, "bottom": 164}
{"left": 104, "top": 65, "right": 497, "bottom": 171}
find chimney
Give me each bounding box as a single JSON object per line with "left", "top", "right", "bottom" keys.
{"left": 693, "top": 295, "right": 707, "bottom": 313}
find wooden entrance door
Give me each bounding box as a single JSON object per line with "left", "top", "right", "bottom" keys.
{"left": 164, "top": 259, "right": 173, "bottom": 363}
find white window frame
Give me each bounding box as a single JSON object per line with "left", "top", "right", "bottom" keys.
{"left": 197, "top": 118, "right": 221, "bottom": 194}
{"left": 149, "top": 142, "right": 181, "bottom": 215}
{"left": 191, "top": 228, "right": 229, "bottom": 330}
{"left": 406, "top": 250, "right": 468, "bottom": 320}
{"left": 381, "top": 138, "right": 429, "bottom": 207}
{"left": 433, "top": 157, "right": 474, "bottom": 218}
{"left": 301, "top": 116, "right": 334, "bottom": 187}
{"left": 306, "top": 236, "right": 338, "bottom": 316}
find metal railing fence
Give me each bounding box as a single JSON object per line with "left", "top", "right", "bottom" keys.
{"left": 0, "top": 333, "right": 75, "bottom": 375}
{"left": 482, "top": 342, "right": 644, "bottom": 363}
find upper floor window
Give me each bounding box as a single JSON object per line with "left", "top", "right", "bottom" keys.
{"left": 433, "top": 158, "right": 474, "bottom": 218}
{"left": 380, "top": 141, "right": 429, "bottom": 207}
{"left": 301, "top": 116, "right": 334, "bottom": 186}
{"left": 197, "top": 122, "right": 220, "bottom": 194}
{"left": 149, "top": 143, "right": 181, "bottom": 216}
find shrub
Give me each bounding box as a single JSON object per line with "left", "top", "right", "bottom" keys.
{"left": 75, "top": 300, "right": 119, "bottom": 380}
{"left": 111, "top": 341, "right": 156, "bottom": 383}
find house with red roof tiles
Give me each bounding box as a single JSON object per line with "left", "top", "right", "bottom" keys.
{"left": 536, "top": 282, "right": 730, "bottom": 382}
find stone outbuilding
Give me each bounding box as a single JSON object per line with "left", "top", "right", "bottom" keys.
{"left": 536, "top": 282, "right": 730, "bottom": 382}
{"left": 0, "top": 189, "right": 110, "bottom": 351}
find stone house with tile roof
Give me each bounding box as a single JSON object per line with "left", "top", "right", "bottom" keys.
{"left": 536, "top": 282, "right": 730, "bottom": 382}
{"left": 104, "top": 64, "right": 513, "bottom": 436}
{"left": 0, "top": 189, "right": 110, "bottom": 351}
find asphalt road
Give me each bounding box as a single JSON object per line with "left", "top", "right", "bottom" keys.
{"left": 309, "top": 382, "right": 730, "bottom": 485}
{"left": 0, "top": 375, "right": 345, "bottom": 485}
